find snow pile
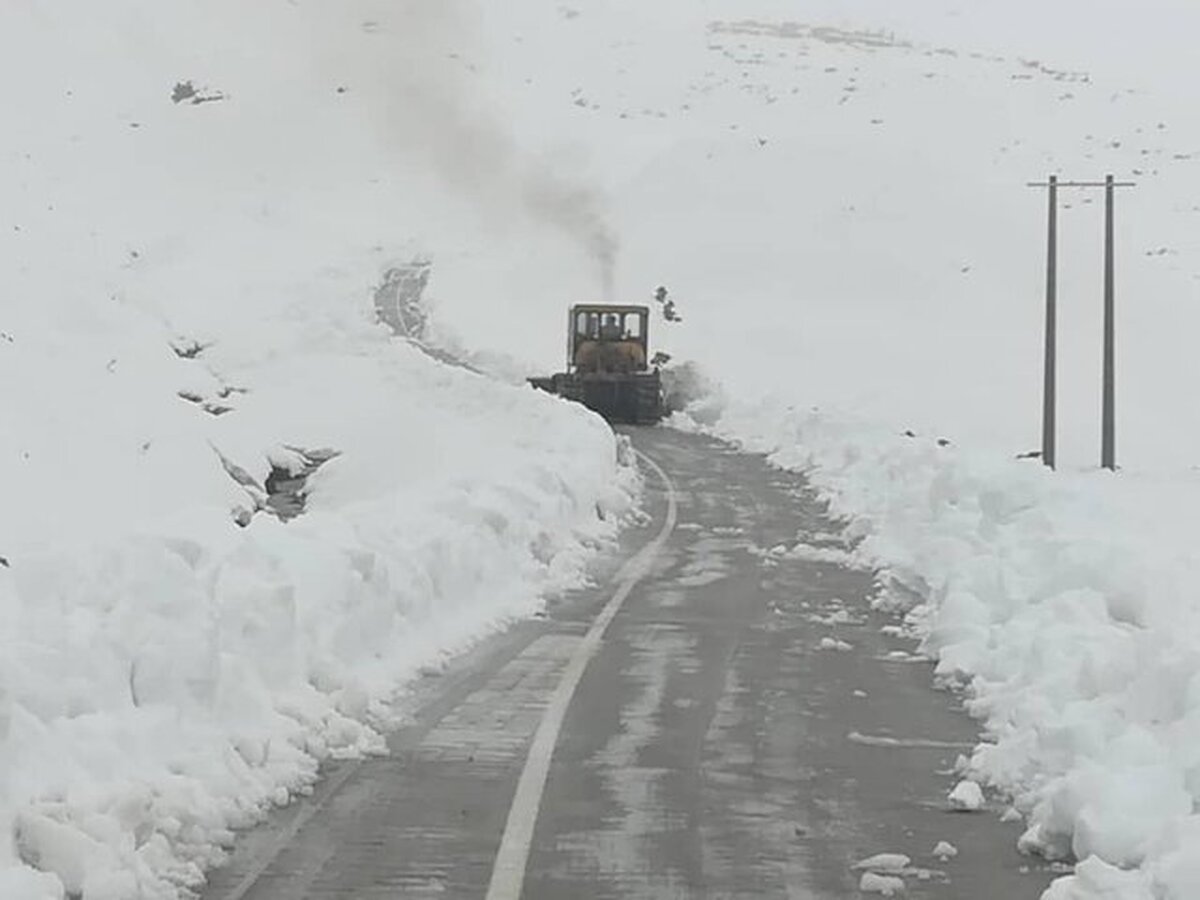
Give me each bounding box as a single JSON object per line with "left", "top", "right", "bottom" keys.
{"left": 784, "top": 543, "right": 860, "bottom": 567}
{"left": 859, "top": 871, "right": 906, "bottom": 896}
{"left": 948, "top": 780, "right": 985, "bottom": 813}
{"left": 932, "top": 841, "right": 958, "bottom": 861}
{"left": 818, "top": 637, "right": 854, "bottom": 653}
{"left": 682, "top": 396, "right": 1200, "bottom": 898}
{"left": 854, "top": 852, "right": 911, "bottom": 898}
{"left": 853, "top": 853, "right": 911, "bottom": 873}
{"left": 1, "top": 334, "right": 632, "bottom": 899}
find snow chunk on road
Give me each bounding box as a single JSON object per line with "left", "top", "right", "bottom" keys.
{"left": 932, "top": 840, "right": 959, "bottom": 860}
{"left": 809, "top": 608, "right": 855, "bottom": 625}
{"left": 785, "top": 542, "right": 859, "bottom": 566}
{"left": 859, "top": 871, "right": 906, "bottom": 895}
{"left": 853, "top": 853, "right": 911, "bottom": 872}
{"left": 949, "top": 780, "right": 985, "bottom": 811}
{"left": 819, "top": 637, "right": 854, "bottom": 652}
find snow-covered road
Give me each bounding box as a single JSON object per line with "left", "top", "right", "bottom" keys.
{"left": 200, "top": 428, "right": 1054, "bottom": 899}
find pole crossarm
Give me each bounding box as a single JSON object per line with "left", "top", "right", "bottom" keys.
{"left": 1027, "top": 180, "right": 1136, "bottom": 188}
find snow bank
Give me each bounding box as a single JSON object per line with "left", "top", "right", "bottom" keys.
{"left": 0, "top": 213, "right": 634, "bottom": 900}
{"left": 0, "top": 284, "right": 635, "bottom": 899}
{"left": 0, "top": 290, "right": 638, "bottom": 900}
{"left": 683, "top": 396, "right": 1200, "bottom": 899}
{"left": 1, "top": 335, "right": 632, "bottom": 899}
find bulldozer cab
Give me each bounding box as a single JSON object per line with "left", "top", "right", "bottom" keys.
{"left": 569, "top": 305, "right": 650, "bottom": 375}
{"left": 529, "top": 302, "right": 663, "bottom": 425}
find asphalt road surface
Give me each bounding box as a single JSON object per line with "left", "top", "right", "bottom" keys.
{"left": 201, "top": 428, "right": 1057, "bottom": 899}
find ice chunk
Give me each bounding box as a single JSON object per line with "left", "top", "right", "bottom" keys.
{"left": 1042, "top": 856, "right": 1155, "bottom": 899}
{"left": 819, "top": 637, "right": 854, "bottom": 652}
{"left": 853, "top": 853, "right": 911, "bottom": 872}
{"left": 785, "top": 542, "right": 858, "bottom": 566}
{"left": 859, "top": 871, "right": 906, "bottom": 895}
{"left": 949, "top": 780, "right": 985, "bottom": 811}
{"left": 932, "top": 840, "right": 958, "bottom": 860}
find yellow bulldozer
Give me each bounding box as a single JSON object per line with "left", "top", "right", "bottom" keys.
{"left": 529, "top": 304, "right": 664, "bottom": 424}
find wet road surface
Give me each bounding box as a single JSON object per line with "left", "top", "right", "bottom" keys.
{"left": 201, "top": 428, "right": 1055, "bottom": 899}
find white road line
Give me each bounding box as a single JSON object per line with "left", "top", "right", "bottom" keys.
{"left": 846, "top": 731, "right": 975, "bottom": 750}
{"left": 484, "top": 449, "right": 679, "bottom": 900}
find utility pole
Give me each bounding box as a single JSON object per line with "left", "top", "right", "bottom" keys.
{"left": 1101, "top": 174, "right": 1117, "bottom": 471}
{"left": 1042, "top": 175, "right": 1058, "bottom": 469}
{"left": 1027, "top": 174, "right": 1133, "bottom": 471}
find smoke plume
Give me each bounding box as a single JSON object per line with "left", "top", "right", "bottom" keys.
{"left": 350, "top": 0, "right": 618, "bottom": 298}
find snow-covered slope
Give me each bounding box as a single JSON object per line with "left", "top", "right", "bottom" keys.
{"left": 1, "top": 2, "right": 636, "bottom": 897}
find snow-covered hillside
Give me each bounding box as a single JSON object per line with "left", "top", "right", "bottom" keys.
{"left": 1, "top": 2, "right": 636, "bottom": 897}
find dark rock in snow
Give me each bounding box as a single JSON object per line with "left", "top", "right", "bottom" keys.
{"left": 171, "top": 80, "right": 227, "bottom": 106}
